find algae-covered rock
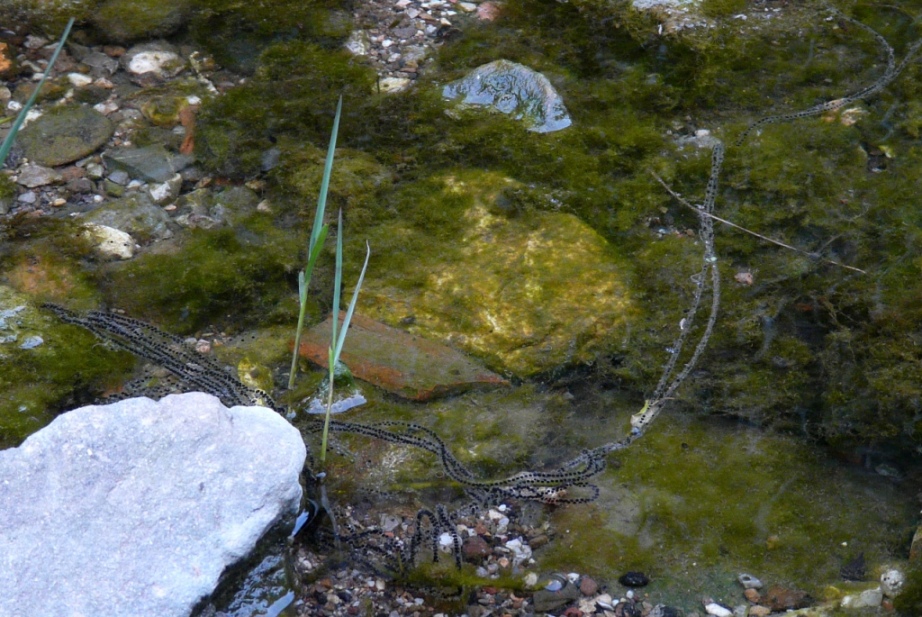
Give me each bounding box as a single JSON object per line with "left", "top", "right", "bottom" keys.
{"left": 195, "top": 42, "right": 377, "bottom": 177}
{"left": 0, "top": 286, "right": 132, "bottom": 448}
{"left": 443, "top": 60, "right": 572, "bottom": 133}
{"left": 126, "top": 78, "right": 205, "bottom": 128}
{"left": 84, "top": 192, "right": 174, "bottom": 243}
{"left": 90, "top": 0, "right": 192, "bottom": 43}
{"left": 101, "top": 221, "right": 301, "bottom": 333}
{"left": 16, "top": 105, "right": 114, "bottom": 167}
{"left": 187, "top": 1, "right": 354, "bottom": 73}
{"left": 357, "top": 170, "right": 634, "bottom": 377}
{"left": 274, "top": 144, "right": 394, "bottom": 216}
{"left": 0, "top": 0, "right": 95, "bottom": 35}
{"left": 172, "top": 186, "right": 262, "bottom": 229}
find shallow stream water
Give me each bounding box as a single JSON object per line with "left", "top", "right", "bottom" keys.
{"left": 5, "top": 0, "right": 922, "bottom": 614}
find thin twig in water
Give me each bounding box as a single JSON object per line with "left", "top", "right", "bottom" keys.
{"left": 649, "top": 171, "right": 867, "bottom": 274}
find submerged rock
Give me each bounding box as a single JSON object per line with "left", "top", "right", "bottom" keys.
{"left": 298, "top": 312, "right": 509, "bottom": 401}
{"left": 360, "top": 171, "right": 633, "bottom": 377}
{"left": 442, "top": 60, "right": 571, "bottom": 133}
{"left": 91, "top": 0, "right": 192, "bottom": 43}
{"left": 16, "top": 104, "right": 114, "bottom": 167}
{"left": 82, "top": 223, "right": 136, "bottom": 259}
{"left": 84, "top": 192, "right": 174, "bottom": 243}
{"left": 104, "top": 144, "right": 193, "bottom": 183}
{"left": 0, "top": 392, "right": 305, "bottom": 617}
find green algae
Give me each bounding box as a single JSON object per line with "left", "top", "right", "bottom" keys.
{"left": 186, "top": 0, "right": 922, "bottom": 453}
{"left": 0, "top": 286, "right": 134, "bottom": 449}
{"left": 90, "top": 0, "right": 191, "bottom": 43}
{"left": 187, "top": 0, "right": 353, "bottom": 73}
{"left": 539, "top": 413, "right": 915, "bottom": 611}
{"left": 100, "top": 217, "right": 305, "bottom": 333}
{"left": 195, "top": 42, "right": 377, "bottom": 177}
{"left": 348, "top": 169, "right": 637, "bottom": 377}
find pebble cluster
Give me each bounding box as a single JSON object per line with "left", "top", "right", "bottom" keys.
{"left": 0, "top": 0, "right": 484, "bottom": 230}
{"left": 290, "top": 501, "right": 679, "bottom": 617}
{"left": 347, "top": 0, "right": 498, "bottom": 91}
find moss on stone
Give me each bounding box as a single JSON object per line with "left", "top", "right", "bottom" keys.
{"left": 184, "top": 0, "right": 354, "bottom": 75}
{"left": 0, "top": 286, "right": 134, "bottom": 449}
{"left": 195, "top": 42, "right": 377, "bottom": 177}
{"left": 90, "top": 0, "right": 192, "bottom": 43}
{"left": 100, "top": 217, "right": 304, "bottom": 333}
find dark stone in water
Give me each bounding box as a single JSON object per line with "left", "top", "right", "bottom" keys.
{"left": 17, "top": 105, "right": 114, "bottom": 167}
{"left": 649, "top": 606, "right": 681, "bottom": 617}
{"left": 614, "top": 600, "right": 641, "bottom": 616}
{"left": 618, "top": 571, "right": 650, "bottom": 587}
{"left": 532, "top": 580, "right": 580, "bottom": 613}
{"left": 840, "top": 551, "right": 866, "bottom": 581}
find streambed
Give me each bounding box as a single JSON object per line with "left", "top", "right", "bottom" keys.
{"left": 3, "top": 0, "right": 922, "bottom": 614}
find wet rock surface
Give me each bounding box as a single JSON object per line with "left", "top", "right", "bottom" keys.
{"left": 0, "top": 392, "right": 305, "bottom": 617}
{"left": 443, "top": 59, "right": 572, "bottom": 133}
{"left": 361, "top": 171, "right": 633, "bottom": 377}
{"left": 16, "top": 104, "right": 114, "bottom": 166}
{"left": 298, "top": 312, "right": 509, "bottom": 401}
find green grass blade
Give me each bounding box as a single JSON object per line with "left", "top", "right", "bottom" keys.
{"left": 333, "top": 241, "right": 371, "bottom": 365}
{"left": 0, "top": 17, "right": 75, "bottom": 166}
{"left": 304, "top": 224, "right": 329, "bottom": 281}
{"left": 330, "top": 209, "right": 343, "bottom": 353}
{"left": 308, "top": 95, "right": 342, "bottom": 256}
{"left": 288, "top": 95, "right": 341, "bottom": 392}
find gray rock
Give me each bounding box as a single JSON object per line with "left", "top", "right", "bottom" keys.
{"left": 17, "top": 190, "right": 36, "bottom": 204}
{"left": 442, "top": 60, "right": 571, "bottom": 133}
{"left": 174, "top": 186, "right": 260, "bottom": 229}
{"left": 108, "top": 169, "right": 131, "bottom": 185}
{"left": 84, "top": 192, "right": 174, "bottom": 242}
{"left": 147, "top": 173, "right": 183, "bottom": 204}
{"left": 532, "top": 580, "right": 581, "bottom": 612}
{"left": 17, "top": 105, "right": 115, "bottom": 167}
{"left": 104, "top": 144, "right": 192, "bottom": 182}
{"left": 16, "top": 164, "right": 63, "bottom": 188}
{"left": 81, "top": 51, "right": 120, "bottom": 76}
{"left": 881, "top": 569, "right": 905, "bottom": 598}
{"left": 738, "top": 573, "right": 763, "bottom": 589}
{"left": 0, "top": 392, "right": 305, "bottom": 617}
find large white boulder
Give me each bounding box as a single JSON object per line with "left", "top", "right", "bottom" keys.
{"left": 0, "top": 392, "right": 306, "bottom": 617}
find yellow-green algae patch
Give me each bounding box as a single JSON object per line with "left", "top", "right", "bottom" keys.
{"left": 357, "top": 170, "right": 636, "bottom": 377}
{"left": 540, "top": 413, "right": 915, "bottom": 611}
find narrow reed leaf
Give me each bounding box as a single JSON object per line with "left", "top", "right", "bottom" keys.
{"left": 333, "top": 241, "right": 371, "bottom": 364}
{"left": 331, "top": 209, "right": 344, "bottom": 355}
{"left": 0, "top": 17, "right": 75, "bottom": 166}
{"left": 288, "top": 97, "right": 341, "bottom": 391}
{"left": 309, "top": 95, "right": 342, "bottom": 255}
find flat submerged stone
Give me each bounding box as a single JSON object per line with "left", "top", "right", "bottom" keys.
{"left": 0, "top": 392, "right": 305, "bottom": 617}
{"left": 298, "top": 313, "right": 509, "bottom": 401}
{"left": 17, "top": 104, "right": 114, "bottom": 167}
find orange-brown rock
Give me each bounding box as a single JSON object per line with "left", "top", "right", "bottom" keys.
{"left": 298, "top": 312, "right": 509, "bottom": 401}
